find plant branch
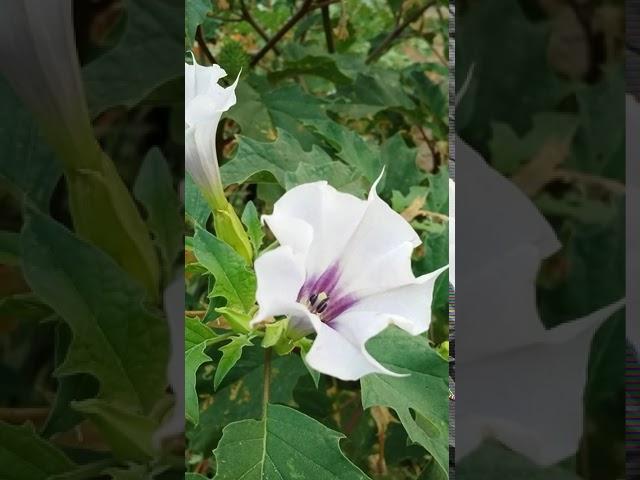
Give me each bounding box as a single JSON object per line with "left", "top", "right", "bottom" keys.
{"left": 250, "top": 0, "right": 314, "bottom": 67}
{"left": 240, "top": 0, "right": 281, "bottom": 55}
{"left": 366, "top": 1, "right": 434, "bottom": 64}
{"left": 262, "top": 348, "right": 272, "bottom": 417}
{"left": 321, "top": 5, "right": 335, "bottom": 53}
{"left": 196, "top": 25, "right": 216, "bottom": 64}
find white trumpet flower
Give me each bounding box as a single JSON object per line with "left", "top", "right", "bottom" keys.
{"left": 455, "top": 137, "right": 625, "bottom": 465}
{"left": 184, "top": 58, "right": 252, "bottom": 262}
{"left": 251, "top": 175, "right": 448, "bottom": 381}
{"left": 185, "top": 57, "right": 239, "bottom": 208}
{"left": 0, "top": 0, "right": 160, "bottom": 296}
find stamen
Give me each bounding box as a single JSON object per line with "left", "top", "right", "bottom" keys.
{"left": 309, "top": 293, "right": 318, "bottom": 306}
{"left": 306, "top": 291, "right": 331, "bottom": 317}
{"left": 316, "top": 297, "right": 329, "bottom": 314}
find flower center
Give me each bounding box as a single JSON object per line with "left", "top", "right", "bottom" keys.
{"left": 306, "top": 291, "right": 330, "bottom": 316}
{"left": 297, "top": 265, "right": 359, "bottom": 324}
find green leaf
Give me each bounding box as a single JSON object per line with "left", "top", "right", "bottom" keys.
{"left": 0, "top": 293, "right": 53, "bottom": 323}
{"left": 185, "top": 474, "right": 209, "bottom": 480}
{"left": 381, "top": 133, "right": 424, "bottom": 196}
{"left": 573, "top": 66, "right": 624, "bottom": 179}
{"left": 331, "top": 72, "right": 414, "bottom": 117}
{"left": 188, "top": 352, "right": 306, "bottom": 455}
{"left": 457, "top": 440, "right": 581, "bottom": 479}
{"left": 185, "top": 173, "right": 211, "bottom": 228}
{"left": 456, "top": 0, "right": 570, "bottom": 143}
{"left": 0, "top": 80, "right": 62, "bottom": 208}
{"left": 489, "top": 113, "right": 578, "bottom": 176}
{"left": 425, "top": 166, "right": 449, "bottom": 214}
{"left": 228, "top": 81, "right": 327, "bottom": 148}
{"left": 268, "top": 54, "right": 353, "bottom": 85}
{"left": 283, "top": 162, "right": 364, "bottom": 197}
{"left": 216, "top": 306, "right": 252, "bottom": 334}
{"left": 585, "top": 310, "right": 624, "bottom": 413}
{"left": 0, "top": 421, "right": 75, "bottom": 479}
{"left": 361, "top": 327, "right": 449, "bottom": 479}
{"left": 186, "top": 0, "right": 211, "bottom": 42}
{"left": 134, "top": 147, "right": 183, "bottom": 280}
{"left": 0, "top": 231, "right": 20, "bottom": 266}
{"left": 418, "top": 222, "right": 449, "bottom": 275}
{"left": 222, "top": 129, "right": 364, "bottom": 196}
{"left": 241, "top": 201, "right": 264, "bottom": 254}
{"left": 402, "top": 65, "right": 448, "bottom": 135}
{"left": 213, "top": 404, "right": 370, "bottom": 479}
{"left": 73, "top": 399, "right": 158, "bottom": 462}
{"left": 83, "top": 0, "right": 183, "bottom": 115}
{"left": 21, "top": 209, "right": 169, "bottom": 458}
{"left": 41, "top": 323, "right": 98, "bottom": 438}
{"left": 214, "top": 334, "right": 254, "bottom": 390}
{"left": 298, "top": 338, "right": 321, "bottom": 388}
{"left": 193, "top": 227, "right": 256, "bottom": 313}
{"left": 185, "top": 316, "right": 218, "bottom": 424}
{"left": 304, "top": 119, "right": 383, "bottom": 183}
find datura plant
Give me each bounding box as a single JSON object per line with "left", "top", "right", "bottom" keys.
{"left": 0, "top": 0, "right": 160, "bottom": 297}
{"left": 186, "top": 56, "right": 451, "bottom": 479}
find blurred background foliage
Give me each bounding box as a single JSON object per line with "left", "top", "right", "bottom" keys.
{"left": 456, "top": 0, "right": 624, "bottom": 479}
{"left": 185, "top": 0, "right": 450, "bottom": 478}
{"left": 1, "top": 0, "right": 183, "bottom": 477}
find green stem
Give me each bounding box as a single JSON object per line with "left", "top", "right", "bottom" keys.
{"left": 262, "top": 348, "right": 272, "bottom": 417}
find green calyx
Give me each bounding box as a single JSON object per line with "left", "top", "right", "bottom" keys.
{"left": 211, "top": 199, "right": 253, "bottom": 264}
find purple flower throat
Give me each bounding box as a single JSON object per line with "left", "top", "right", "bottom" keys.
{"left": 296, "top": 264, "right": 358, "bottom": 324}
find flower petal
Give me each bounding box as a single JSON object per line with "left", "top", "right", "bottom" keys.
{"left": 185, "top": 121, "right": 226, "bottom": 203}
{"left": 185, "top": 59, "right": 226, "bottom": 105}
{"left": 345, "top": 265, "right": 448, "bottom": 335}
{"left": 456, "top": 299, "right": 624, "bottom": 465}
{"left": 185, "top": 64, "right": 239, "bottom": 127}
{"left": 305, "top": 314, "right": 401, "bottom": 381}
{"left": 264, "top": 181, "right": 368, "bottom": 276}
{"left": 456, "top": 138, "right": 559, "bottom": 276}
{"left": 262, "top": 213, "right": 314, "bottom": 259}
{"left": 335, "top": 175, "right": 421, "bottom": 290}
{"left": 337, "top": 241, "right": 415, "bottom": 294}
{"left": 251, "top": 246, "right": 307, "bottom": 326}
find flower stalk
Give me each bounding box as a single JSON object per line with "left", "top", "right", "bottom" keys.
{"left": 262, "top": 348, "right": 272, "bottom": 418}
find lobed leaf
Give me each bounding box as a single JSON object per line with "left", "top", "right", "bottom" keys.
{"left": 361, "top": 327, "right": 449, "bottom": 479}
{"left": 0, "top": 422, "right": 75, "bottom": 479}
{"left": 213, "top": 404, "right": 370, "bottom": 479}
{"left": 185, "top": 316, "right": 218, "bottom": 425}
{"left": 193, "top": 227, "right": 256, "bottom": 313}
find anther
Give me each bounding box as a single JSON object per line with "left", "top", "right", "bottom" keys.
{"left": 316, "top": 297, "right": 329, "bottom": 314}
{"left": 309, "top": 293, "right": 318, "bottom": 306}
